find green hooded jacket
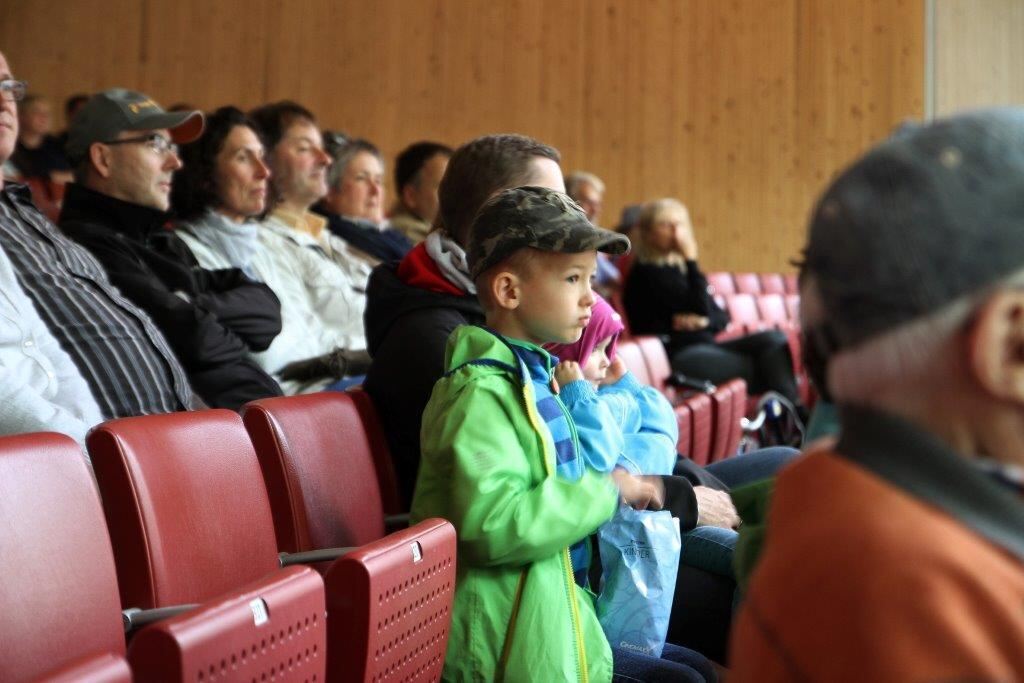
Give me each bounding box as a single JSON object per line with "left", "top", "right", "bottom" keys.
{"left": 411, "top": 325, "right": 619, "bottom": 682}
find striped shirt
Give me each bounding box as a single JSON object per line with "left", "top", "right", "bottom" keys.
{"left": 0, "top": 184, "right": 197, "bottom": 418}
{"left": 509, "top": 340, "right": 591, "bottom": 584}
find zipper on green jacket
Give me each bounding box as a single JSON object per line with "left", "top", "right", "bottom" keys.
{"left": 521, "top": 379, "right": 590, "bottom": 683}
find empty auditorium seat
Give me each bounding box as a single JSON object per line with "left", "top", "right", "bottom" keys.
{"left": 760, "top": 273, "right": 787, "bottom": 294}
{"left": 684, "top": 393, "right": 714, "bottom": 466}
{"left": 242, "top": 392, "right": 389, "bottom": 554}
{"left": 732, "top": 272, "right": 762, "bottom": 294}
{"left": 616, "top": 339, "right": 652, "bottom": 386}
{"left": 0, "top": 433, "right": 127, "bottom": 682}
{"left": 347, "top": 388, "right": 403, "bottom": 514}
{"left": 635, "top": 335, "right": 673, "bottom": 396}
{"left": 785, "top": 294, "right": 800, "bottom": 321}
{"left": 88, "top": 410, "right": 282, "bottom": 609}
{"left": 708, "top": 382, "right": 734, "bottom": 463}
{"left": 757, "top": 293, "right": 790, "bottom": 327}
{"left": 706, "top": 271, "right": 735, "bottom": 296}
{"left": 723, "top": 378, "right": 748, "bottom": 456}
{"left": 40, "top": 653, "right": 132, "bottom": 683}
{"left": 783, "top": 273, "right": 799, "bottom": 294}
{"left": 725, "top": 293, "right": 768, "bottom": 333}
{"left": 324, "top": 518, "right": 456, "bottom": 683}
{"left": 128, "top": 565, "right": 327, "bottom": 683}
{"left": 675, "top": 402, "right": 693, "bottom": 460}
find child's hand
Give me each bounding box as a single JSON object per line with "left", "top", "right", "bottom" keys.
{"left": 611, "top": 469, "right": 665, "bottom": 511}
{"left": 601, "top": 357, "right": 628, "bottom": 386}
{"left": 554, "top": 361, "right": 584, "bottom": 389}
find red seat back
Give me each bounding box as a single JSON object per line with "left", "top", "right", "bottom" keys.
{"left": 708, "top": 383, "right": 734, "bottom": 462}
{"left": 0, "top": 433, "right": 126, "bottom": 682}
{"left": 759, "top": 273, "right": 786, "bottom": 295}
{"left": 616, "top": 340, "right": 652, "bottom": 386}
{"left": 39, "top": 653, "right": 131, "bottom": 683}
{"left": 725, "top": 293, "right": 761, "bottom": 326}
{"left": 783, "top": 273, "right": 799, "bottom": 294}
{"left": 128, "top": 565, "right": 327, "bottom": 683}
{"left": 635, "top": 336, "right": 673, "bottom": 396}
{"left": 674, "top": 403, "right": 692, "bottom": 459}
{"left": 325, "top": 519, "right": 456, "bottom": 683}
{"left": 724, "top": 378, "right": 748, "bottom": 457}
{"left": 88, "top": 410, "right": 280, "bottom": 608}
{"left": 347, "top": 387, "right": 402, "bottom": 515}
{"left": 706, "top": 272, "right": 735, "bottom": 296}
{"left": 243, "top": 393, "right": 387, "bottom": 553}
{"left": 733, "top": 272, "right": 762, "bottom": 294}
{"left": 757, "top": 293, "right": 789, "bottom": 326}
{"left": 683, "top": 393, "right": 713, "bottom": 465}
{"left": 785, "top": 294, "right": 800, "bottom": 321}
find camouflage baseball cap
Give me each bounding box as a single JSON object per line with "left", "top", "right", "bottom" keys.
{"left": 66, "top": 88, "right": 204, "bottom": 163}
{"left": 467, "top": 186, "right": 630, "bottom": 279}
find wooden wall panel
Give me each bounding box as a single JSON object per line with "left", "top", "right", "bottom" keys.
{"left": 0, "top": 0, "right": 924, "bottom": 272}
{"left": 934, "top": 0, "right": 1024, "bottom": 116}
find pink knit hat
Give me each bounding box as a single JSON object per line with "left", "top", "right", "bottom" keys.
{"left": 545, "top": 293, "right": 625, "bottom": 364}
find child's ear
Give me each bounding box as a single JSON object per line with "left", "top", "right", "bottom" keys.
{"left": 491, "top": 270, "right": 522, "bottom": 311}
{"left": 968, "top": 289, "right": 1024, "bottom": 404}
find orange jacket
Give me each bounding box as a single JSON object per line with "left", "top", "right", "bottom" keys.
{"left": 731, "top": 408, "right": 1024, "bottom": 682}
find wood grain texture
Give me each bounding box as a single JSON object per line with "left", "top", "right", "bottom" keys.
{"left": 934, "top": 0, "right": 1024, "bottom": 116}
{"left": 0, "top": 0, "right": 925, "bottom": 271}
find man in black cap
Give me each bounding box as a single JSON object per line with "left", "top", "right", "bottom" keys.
{"left": 59, "top": 89, "right": 284, "bottom": 410}
{"left": 0, "top": 51, "right": 203, "bottom": 420}
{"left": 731, "top": 109, "right": 1024, "bottom": 680}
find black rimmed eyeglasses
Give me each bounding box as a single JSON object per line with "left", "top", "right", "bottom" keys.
{"left": 103, "top": 133, "right": 179, "bottom": 156}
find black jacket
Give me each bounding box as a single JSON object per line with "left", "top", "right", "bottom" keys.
{"left": 362, "top": 262, "right": 485, "bottom": 509}
{"left": 59, "top": 183, "right": 283, "bottom": 410}
{"left": 623, "top": 259, "right": 730, "bottom": 352}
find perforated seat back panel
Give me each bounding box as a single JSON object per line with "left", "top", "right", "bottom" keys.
{"left": 325, "top": 519, "right": 456, "bottom": 683}
{"left": 129, "top": 565, "right": 326, "bottom": 683}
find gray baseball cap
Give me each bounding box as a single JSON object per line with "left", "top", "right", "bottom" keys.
{"left": 66, "top": 88, "right": 204, "bottom": 163}
{"left": 467, "top": 186, "right": 630, "bottom": 279}
{"left": 803, "top": 107, "right": 1024, "bottom": 351}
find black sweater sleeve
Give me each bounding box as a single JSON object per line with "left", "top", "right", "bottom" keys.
{"left": 623, "top": 260, "right": 727, "bottom": 345}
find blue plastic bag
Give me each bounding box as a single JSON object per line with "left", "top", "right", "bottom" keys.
{"left": 596, "top": 504, "right": 681, "bottom": 658}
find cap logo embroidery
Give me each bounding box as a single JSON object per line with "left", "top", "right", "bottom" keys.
{"left": 128, "top": 99, "right": 158, "bottom": 114}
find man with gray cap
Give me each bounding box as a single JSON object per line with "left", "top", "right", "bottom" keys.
{"left": 59, "top": 89, "right": 284, "bottom": 411}
{"left": 730, "top": 109, "right": 1024, "bottom": 680}
{"left": 0, "top": 51, "right": 200, "bottom": 420}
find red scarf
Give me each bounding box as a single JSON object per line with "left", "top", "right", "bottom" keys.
{"left": 396, "top": 242, "right": 466, "bottom": 296}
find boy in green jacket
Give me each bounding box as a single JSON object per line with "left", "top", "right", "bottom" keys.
{"left": 411, "top": 187, "right": 713, "bottom": 682}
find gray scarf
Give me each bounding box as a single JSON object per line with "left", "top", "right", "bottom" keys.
{"left": 184, "top": 209, "right": 262, "bottom": 280}
{"left": 424, "top": 231, "right": 476, "bottom": 295}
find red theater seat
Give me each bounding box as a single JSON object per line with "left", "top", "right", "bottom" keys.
{"left": 40, "top": 653, "right": 132, "bottom": 683}
{"left": 757, "top": 293, "right": 790, "bottom": 327}
{"left": 724, "top": 378, "right": 748, "bottom": 456}
{"left": 675, "top": 402, "right": 693, "bottom": 459}
{"left": 242, "top": 392, "right": 389, "bottom": 554}
{"left": 0, "top": 433, "right": 126, "bottom": 682}
{"left": 325, "top": 518, "right": 456, "bottom": 683}
{"left": 684, "top": 393, "right": 713, "bottom": 466}
{"left": 725, "top": 293, "right": 768, "bottom": 333}
{"left": 88, "top": 410, "right": 282, "bottom": 609}
{"left": 708, "top": 383, "right": 734, "bottom": 462}
{"left": 347, "top": 387, "right": 402, "bottom": 514}
{"left": 733, "top": 272, "right": 762, "bottom": 294}
{"left": 128, "top": 566, "right": 327, "bottom": 683}
{"left": 706, "top": 271, "right": 735, "bottom": 296}
{"left": 760, "top": 273, "right": 787, "bottom": 295}
{"left": 635, "top": 335, "right": 673, "bottom": 397}
{"left": 785, "top": 294, "right": 800, "bottom": 321}
{"left": 616, "top": 340, "right": 652, "bottom": 386}
{"left": 783, "top": 273, "right": 799, "bottom": 294}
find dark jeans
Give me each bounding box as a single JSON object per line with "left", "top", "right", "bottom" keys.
{"left": 612, "top": 643, "right": 717, "bottom": 682}
{"left": 671, "top": 330, "right": 799, "bottom": 403}
{"left": 666, "top": 447, "right": 799, "bottom": 664}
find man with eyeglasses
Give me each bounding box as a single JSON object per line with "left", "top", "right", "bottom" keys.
{"left": 0, "top": 54, "right": 202, "bottom": 421}
{"left": 57, "top": 89, "right": 284, "bottom": 411}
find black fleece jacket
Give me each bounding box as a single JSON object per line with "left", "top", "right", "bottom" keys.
{"left": 363, "top": 262, "right": 485, "bottom": 509}
{"left": 59, "top": 183, "right": 283, "bottom": 410}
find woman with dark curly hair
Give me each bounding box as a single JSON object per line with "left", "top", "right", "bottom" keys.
{"left": 173, "top": 106, "right": 367, "bottom": 394}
